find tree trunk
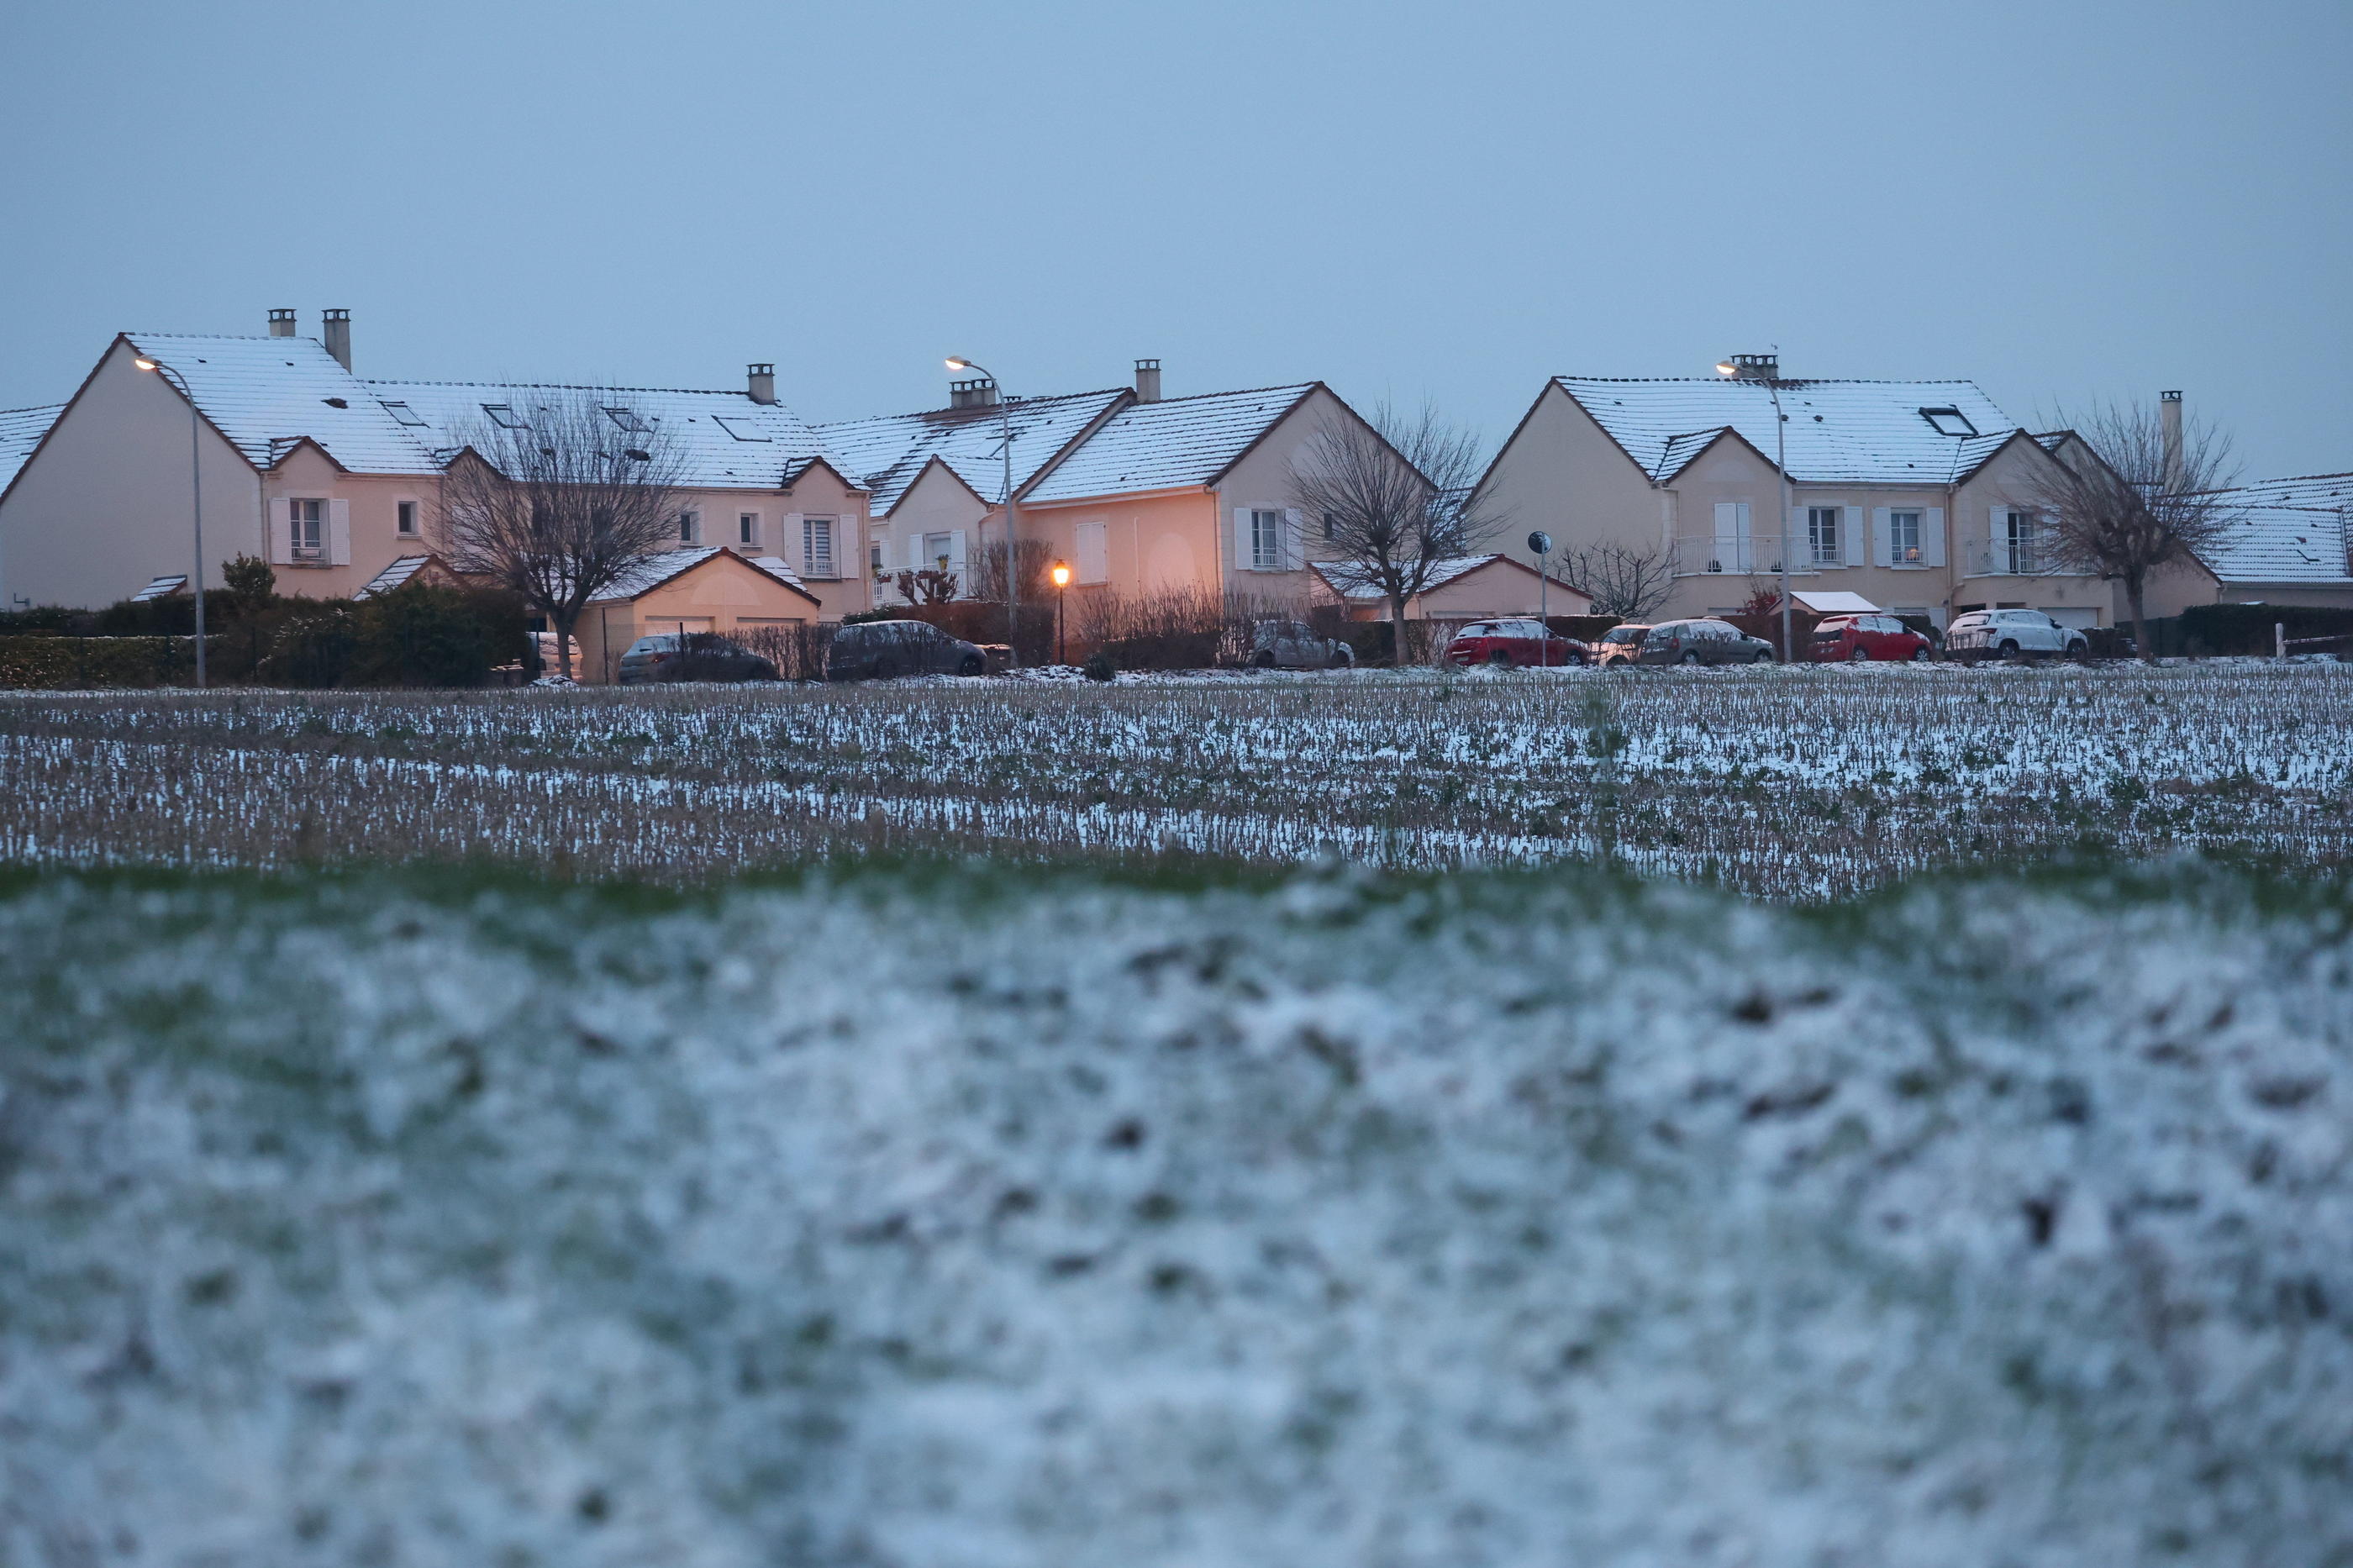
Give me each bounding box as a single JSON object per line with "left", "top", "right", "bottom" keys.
{"left": 2124, "top": 571, "right": 2152, "bottom": 664}
{"left": 1389, "top": 593, "right": 1409, "bottom": 668}
{"left": 550, "top": 606, "right": 578, "bottom": 681}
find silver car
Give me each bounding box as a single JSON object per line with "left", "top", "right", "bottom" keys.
{"left": 1247, "top": 619, "right": 1355, "bottom": 670}
{"left": 1945, "top": 608, "right": 2090, "bottom": 660}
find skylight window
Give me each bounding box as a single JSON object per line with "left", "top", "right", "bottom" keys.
{"left": 711, "top": 416, "right": 771, "bottom": 442}
{"left": 381, "top": 402, "right": 428, "bottom": 427}
{"left": 1920, "top": 407, "right": 1977, "bottom": 437}
{"left": 603, "top": 407, "right": 647, "bottom": 432}
{"left": 483, "top": 404, "right": 528, "bottom": 429}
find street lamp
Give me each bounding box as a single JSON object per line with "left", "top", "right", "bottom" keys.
{"left": 945, "top": 355, "right": 1019, "bottom": 667}
{"left": 1716, "top": 355, "right": 1794, "bottom": 663}
{"left": 1527, "top": 529, "right": 1553, "bottom": 664}
{"left": 1050, "top": 560, "right": 1071, "bottom": 664}
{"left": 134, "top": 355, "right": 208, "bottom": 688}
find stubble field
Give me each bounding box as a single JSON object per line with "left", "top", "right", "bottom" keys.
{"left": 3, "top": 660, "right": 2350, "bottom": 899}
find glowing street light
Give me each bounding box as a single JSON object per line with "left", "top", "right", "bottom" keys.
{"left": 1050, "top": 559, "right": 1071, "bottom": 664}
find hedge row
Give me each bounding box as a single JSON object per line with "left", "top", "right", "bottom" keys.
{"left": 0, "top": 635, "right": 218, "bottom": 689}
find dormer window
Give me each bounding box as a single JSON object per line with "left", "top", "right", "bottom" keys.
{"left": 1920, "top": 407, "right": 1977, "bottom": 437}
{"left": 381, "top": 401, "right": 428, "bottom": 426}
{"left": 483, "top": 404, "right": 527, "bottom": 429}
{"left": 603, "top": 407, "right": 646, "bottom": 432}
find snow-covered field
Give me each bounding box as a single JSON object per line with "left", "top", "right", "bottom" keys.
{"left": 2, "top": 861, "right": 2346, "bottom": 1565}
{"left": 3, "top": 660, "right": 2350, "bottom": 898}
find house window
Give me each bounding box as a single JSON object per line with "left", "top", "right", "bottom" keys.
{"left": 482, "top": 404, "right": 527, "bottom": 429}
{"left": 1807, "top": 506, "right": 1840, "bottom": 565}
{"left": 1249, "top": 508, "right": 1285, "bottom": 571}
{"left": 676, "top": 510, "right": 700, "bottom": 545}
{"left": 397, "top": 500, "right": 418, "bottom": 536}
{"left": 711, "top": 416, "right": 770, "bottom": 442}
{"left": 2003, "top": 508, "right": 2040, "bottom": 574}
{"left": 1890, "top": 509, "right": 1923, "bottom": 565}
{"left": 924, "top": 533, "right": 953, "bottom": 571}
{"left": 289, "top": 498, "right": 324, "bottom": 560}
{"left": 803, "top": 516, "right": 835, "bottom": 577}
{"left": 603, "top": 407, "right": 646, "bottom": 432}
{"left": 1321, "top": 512, "right": 1337, "bottom": 542}
{"left": 381, "top": 401, "right": 428, "bottom": 427}
{"left": 871, "top": 541, "right": 885, "bottom": 577}
{"left": 1919, "top": 407, "right": 1977, "bottom": 437}
{"left": 740, "top": 512, "right": 759, "bottom": 547}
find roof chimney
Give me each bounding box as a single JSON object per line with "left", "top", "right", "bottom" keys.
{"left": 747, "top": 363, "right": 776, "bottom": 405}
{"left": 2160, "top": 390, "right": 2184, "bottom": 492}
{"left": 267, "top": 308, "right": 297, "bottom": 338}
{"left": 1724, "top": 352, "right": 1779, "bottom": 381}
{"left": 322, "top": 309, "right": 351, "bottom": 371}
{"left": 949, "top": 376, "right": 1000, "bottom": 410}
{"left": 1134, "top": 358, "right": 1161, "bottom": 403}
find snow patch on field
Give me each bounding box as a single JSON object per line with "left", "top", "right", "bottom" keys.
{"left": 1, "top": 864, "right": 2346, "bottom": 1565}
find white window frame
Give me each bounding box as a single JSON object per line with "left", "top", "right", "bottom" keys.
{"left": 676, "top": 509, "right": 701, "bottom": 545}
{"left": 397, "top": 499, "right": 419, "bottom": 536}
{"left": 289, "top": 497, "right": 325, "bottom": 561}
{"left": 739, "top": 511, "right": 761, "bottom": 548}
{"left": 2003, "top": 508, "right": 2039, "bottom": 575}
{"left": 1889, "top": 508, "right": 1924, "bottom": 566}
{"left": 1806, "top": 505, "right": 1840, "bottom": 566}
{"left": 803, "top": 515, "right": 836, "bottom": 578}
{"left": 1249, "top": 508, "right": 1284, "bottom": 571}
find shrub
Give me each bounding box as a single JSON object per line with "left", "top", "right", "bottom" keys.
{"left": 0, "top": 635, "right": 213, "bottom": 688}
{"left": 354, "top": 586, "right": 529, "bottom": 688}
{"left": 1082, "top": 650, "right": 1117, "bottom": 683}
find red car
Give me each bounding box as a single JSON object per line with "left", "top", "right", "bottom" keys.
{"left": 1808, "top": 613, "right": 1933, "bottom": 663}
{"left": 1443, "top": 619, "right": 1589, "bottom": 668}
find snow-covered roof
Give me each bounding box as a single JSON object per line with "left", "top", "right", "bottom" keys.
{"left": 0, "top": 403, "right": 65, "bottom": 494}
{"left": 1553, "top": 376, "right": 2021, "bottom": 487}
{"left": 1023, "top": 385, "right": 1319, "bottom": 504}
{"left": 1792, "top": 590, "right": 1882, "bottom": 614}
{"left": 121, "top": 334, "right": 443, "bottom": 476}
{"left": 2218, "top": 471, "right": 2353, "bottom": 513}
{"left": 365, "top": 379, "right": 834, "bottom": 492}
{"left": 585, "top": 545, "right": 819, "bottom": 606}
{"left": 351, "top": 555, "right": 443, "bottom": 599}
{"left": 2195, "top": 506, "right": 2352, "bottom": 586}
{"left": 818, "top": 390, "right": 1127, "bottom": 516}
{"left": 1310, "top": 553, "right": 1579, "bottom": 603}
{"left": 129, "top": 574, "right": 188, "bottom": 602}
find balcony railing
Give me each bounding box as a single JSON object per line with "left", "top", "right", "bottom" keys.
{"left": 1964, "top": 544, "right": 2081, "bottom": 577}
{"left": 1671, "top": 534, "right": 1840, "bottom": 577}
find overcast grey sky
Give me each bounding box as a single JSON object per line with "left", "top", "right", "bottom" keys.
{"left": 3, "top": 0, "right": 2346, "bottom": 476}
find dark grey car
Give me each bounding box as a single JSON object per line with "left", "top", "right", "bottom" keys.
{"left": 1248, "top": 619, "right": 1355, "bottom": 670}
{"left": 825, "top": 618, "right": 991, "bottom": 681}
{"left": 616, "top": 632, "right": 779, "bottom": 685}
{"left": 1635, "top": 618, "right": 1777, "bottom": 666}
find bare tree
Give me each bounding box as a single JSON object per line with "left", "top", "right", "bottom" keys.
{"left": 1288, "top": 403, "right": 1499, "bottom": 665}
{"left": 435, "top": 392, "right": 690, "bottom": 680}
{"left": 2013, "top": 401, "right": 2240, "bottom": 660}
{"left": 1561, "top": 540, "right": 1675, "bottom": 620}
{"left": 969, "top": 537, "right": 1053, "bottom": 604}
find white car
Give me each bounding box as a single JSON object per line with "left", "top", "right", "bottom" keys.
{"left": 1944, "top": 608, "right": 2090, "bottom": 660}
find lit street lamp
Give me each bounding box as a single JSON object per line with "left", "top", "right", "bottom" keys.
{"left": 134, "top": 355, "right": 208, "bottom": 688}
{"left": 1050, "top": 559, "right": 1071, "bottom": 665}
{"left": 1716, "top": 355, "right": 1794, "bottom": 663}
{"left": 945, "top": 356, "right": 1019, "bottom": 667}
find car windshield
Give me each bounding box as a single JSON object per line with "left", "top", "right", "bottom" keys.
{"left": 626, "top": 635, "right": 681, "bottom": 655}
{"left": 1603, "top": 627, "right": 1644, "bottom": 644}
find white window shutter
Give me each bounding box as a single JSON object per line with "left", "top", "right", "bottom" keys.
{"left": 268, "top": 498, "right": 292, "bottom": 565}
{"left": 948, "top": 529, "right": 967, "bottom": 586}
{"left": 1076, "top": 520, "right": 1108, "bottom": 584}
{"left": 1843, "top": 506, "right": 1866, "bottom": 567}
{"left": 1871, "top": 508, "right": 1893, "bottom": 567}
{"left": 1989, "top": 505, "right": 2007, "bottom": 564}
{"left": 1282, "top": 508, "right": 1304, "bottom": 569}
{"left": 907, "top": 533, "right": 924, "bottom": 570}
{"left": 784, "top": 512, "right": 803, "bottom": 568}
{"left": 327, "top": 499, "right": 351, "bottom": 566}
{"left": 1923, "top": 507, "right": 1946, "bottom": 569}
{"left": 1234, "top": 507, "right": 1252, "bottom": 569}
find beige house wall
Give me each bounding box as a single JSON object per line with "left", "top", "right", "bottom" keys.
{"left": 1322, "top": 560, "right": 1593, "bottom": 623}
{"left": 871, "top": 464, "right": 992, "bottom": 603}
{"left": 1019, "top": 490, "right": 1222, "bottom": 617}
{"left": 0, "top": 339, "right": 268, "bottom": 608}
{"left": 576, "top": 555, "right": 820, "bottom": 683}
{"left": 1475, "top": 384, "right": 1665, "bottom": 558}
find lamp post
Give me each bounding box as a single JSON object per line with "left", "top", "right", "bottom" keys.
{"left": 945, "top": 356, "right": 1019, "bottom": 667}
{"left": 1050, "top": 560, "right": 1071, "bottom": 665}
{"left": 1716, "top": 355, "right": 1793, "bottom": 663}
{"left": 1527, "top": 529, "right": 1553, "bottom": 665}
{"left": 134, "top": 355, "right": 207, "bottom": 688}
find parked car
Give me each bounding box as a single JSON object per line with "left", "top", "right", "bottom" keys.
{"left": 1808, "top": 613, "right": 1933, "bottom": 663}
{"left": 1443, "top": 618, "right": 1590, "bottom": 668}
{"left": 1593, "top": 624, "right": 1651, "bottom": 667}
{"left": 617, "top": 632, "right": 779, "bottom": 685}
{"left": 1249, "top": 619, "right": 1355, "bottom": 670}
{"left": 1944, "top": 608, "right": 2090, "bottom": 661}
{"left": 1636, "top": 618, "right": 1777, "bottom": 666}
{"left": 825, "top": 618, "right": 990, "bottom": 680}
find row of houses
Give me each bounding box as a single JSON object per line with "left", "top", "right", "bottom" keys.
{"left": 2, "top": 314, "right": 2346, "bottom": 674}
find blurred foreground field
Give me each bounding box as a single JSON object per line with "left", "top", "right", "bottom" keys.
{"left": 3, "top": 659, "right": 2350, "bottom": 899}
{"left": 1, "top": 860, "right": 2346, "bottom": 1566}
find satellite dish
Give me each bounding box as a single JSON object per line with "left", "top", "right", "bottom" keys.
{"left": 1527, "top": 530, "right": 1553, "bottom": 556}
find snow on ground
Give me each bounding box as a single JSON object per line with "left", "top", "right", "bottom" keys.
{"left": 2, "top": 862, "right": 2346, "bottom": 1566}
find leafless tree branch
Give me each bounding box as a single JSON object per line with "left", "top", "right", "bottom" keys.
{"left": 434, "top": 392, "right": 691, "bottom": 680}
{"left": 1559, "top": 540, "right": 1675, "bottom": 620}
